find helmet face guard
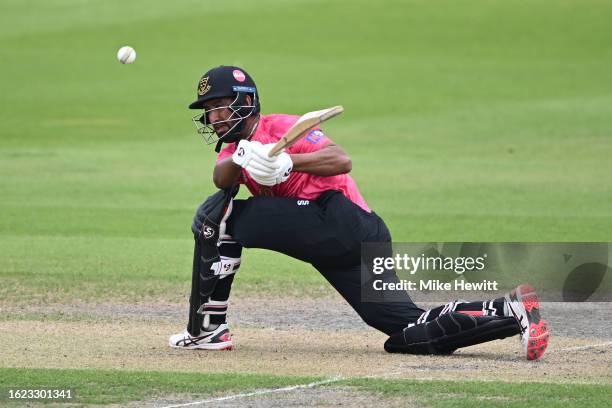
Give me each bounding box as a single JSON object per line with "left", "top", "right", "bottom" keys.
{"left": 191, "top": 89, "right": 259, "bottom": 146}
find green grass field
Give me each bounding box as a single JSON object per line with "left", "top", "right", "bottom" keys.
{"left": 2, "top": 368, "right": 610, "bottom": 407}
{"left": 1, "top": 0, "right": 611, "bottom": 406}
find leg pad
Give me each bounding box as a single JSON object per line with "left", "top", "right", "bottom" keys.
{"left": 384, "top": 312, "right": 520, "bottom": 355}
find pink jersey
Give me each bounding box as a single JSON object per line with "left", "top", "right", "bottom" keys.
{"left": 217, "top": 114, "right": 371, "bottom": 212}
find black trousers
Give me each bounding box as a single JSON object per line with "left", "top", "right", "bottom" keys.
{"left": 225, "top": 190, "right": 424, "bottom": 335}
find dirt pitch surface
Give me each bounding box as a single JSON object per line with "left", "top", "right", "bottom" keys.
{"left": 1, "top": 297, "right": 611, "bottom": 406}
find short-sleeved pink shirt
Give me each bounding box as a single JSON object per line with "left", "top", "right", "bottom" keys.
{"left": 217, "top": 114, "right": 370, "bottom": 212}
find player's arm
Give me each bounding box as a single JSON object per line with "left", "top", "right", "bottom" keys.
{"left": 213, "top": 158, "right": 242, "bottom": 189}
{"left": 289, "top": 143, "right": 352, "bottom": 176}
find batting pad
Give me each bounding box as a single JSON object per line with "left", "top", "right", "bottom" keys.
{"left": 384, "top": 312, "right": 520, "bottom": 355}
{"left": 187, "top": 188, "right": 237, "bottom": 336}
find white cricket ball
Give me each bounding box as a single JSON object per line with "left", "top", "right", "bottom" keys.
{"left": 117, "top": 46, "right": 136, "bottom": 64}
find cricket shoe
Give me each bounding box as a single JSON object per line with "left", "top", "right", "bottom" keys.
{"left": 169, "top": 324, "right": 233, "bottom": 350}
{"left": 505, "top": 284, "right": 550, "bottom": 360}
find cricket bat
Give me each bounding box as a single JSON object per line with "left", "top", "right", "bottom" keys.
{"left": 267, "top": 105, "right": 344, "bottom": 157}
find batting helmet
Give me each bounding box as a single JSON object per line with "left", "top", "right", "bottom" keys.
{"left": 189, "top": 66, "right": 260, "bottom": 151}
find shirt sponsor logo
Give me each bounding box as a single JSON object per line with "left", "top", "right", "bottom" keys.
{"left": 306, "top": 129, "right": 324, "bottom": 144}
{"left": 297, "top": 200, "right": 310, "bottom": 206}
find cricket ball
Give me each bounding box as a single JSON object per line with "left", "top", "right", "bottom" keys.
{"left": 117, "top": 46, "right": 136, "bottom": 64}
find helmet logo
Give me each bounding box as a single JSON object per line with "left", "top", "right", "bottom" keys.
{"left": 233, "top": 70, "right": 246, "bottom": 82}
{"left": 198, "top": 76, "right": 211, "bottom": 96}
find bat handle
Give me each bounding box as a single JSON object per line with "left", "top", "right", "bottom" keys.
{"left": 267, "top": 145, "right": 284, "bottom": 158}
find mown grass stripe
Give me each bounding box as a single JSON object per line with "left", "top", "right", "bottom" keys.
{"left": 159, "top": 376, "right": 343, "bottom": 408}
{"left": 0, "top": 368, "right": 322, "bottom": 405}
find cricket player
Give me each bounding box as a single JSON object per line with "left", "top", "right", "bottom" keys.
{"left": 169, "top": 66, "right": 550, "bottom": 360}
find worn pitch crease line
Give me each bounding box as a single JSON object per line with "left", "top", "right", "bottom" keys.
{"left": 555, "top": 340, "right": 612, "bottom": 353}
{"left": 157, "top": 376, "right": 344, "bottom": 408}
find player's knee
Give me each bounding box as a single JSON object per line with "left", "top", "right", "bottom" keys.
{"left": 191, "top": 189, "right": 235, "bottom": 237}
{"left": 192, "top": 194, "right": 218, "bottom": 235}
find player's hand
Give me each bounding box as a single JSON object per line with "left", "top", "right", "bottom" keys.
{"left": 275, "top": 151, "right": 293, "bottom": 183}
{"left": 247, "top": 145, "right": 292, "bottom": 185}
{"left": 231, "top": 140, "right": 264, "bottom": 168}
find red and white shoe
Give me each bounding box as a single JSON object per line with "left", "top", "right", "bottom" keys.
{"left": 169, "top": 324, "right": 234, "bottom": 350}
{"left": 505, "top": 284, "right": 550, "bottom": 360}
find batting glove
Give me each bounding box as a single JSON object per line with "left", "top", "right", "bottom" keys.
{"left": 275, "top": 151, "right": 293, "bottom": 183}
{"left": 247, "top": 149, "right": 292, "bottom": 186}
{"left": 232, "top": 140, "right": 261, "bottom": 168}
